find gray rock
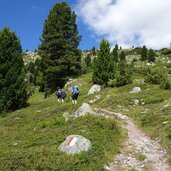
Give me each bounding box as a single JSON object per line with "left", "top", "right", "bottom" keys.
{"left": 63, "top": 112, "right": 69, "bottom": 122}
{"left": 162, "top": 121, "right": 168, "bottom": 125}
{"left": 88, "top": 84, "right": 101, "bottom": 95}
{"left": 58, "top": 135, "right": 91, "bottom": 154}
{"left": 13, "top": 142, "right": 18, "bottom": 146}
{"left": 163, "top": 103, "right": 170, "bottom": 108}
{"left": 133, "top": 99, "right": 140, "bottom": 105}
{"left": 130, "top": 87, "right": 141, "bottom": 93}
{"left": 146, "top": 62, "right": 155, "bottom": 66}
{"left": 88, "top": 95, "right": 101, "bottom": 104}
{"left": 103, "top": 164, "right": 110, "bottom": 170}
{"left": 73, "top": 103, "right": 94, "bottom": 118}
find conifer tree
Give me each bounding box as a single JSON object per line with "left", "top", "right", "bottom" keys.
{"left": 141, "top": 45, "right": 148, "bottom": 61}
{"left": 148, "top": 49, "right": 156, "bottom": 62}
{"left": 92, "top": 39, "right": 111, "bottom": 86}
{"left": 116, "top": 51, "right": 132, "bottom": 86}
{"left": 119, "top": 51, "right": 126, "bottom": 62}
{"left": 39, "top": 2, "right": 81, "bottom": 91}
{"left": 115, "top": 44, "right": 119, "bottom": 51}
{"left": 85, "top": 53, "right": 91, "bottom": 68}
{"left": 111, "top": 45, "right": 119, "bottom": 63}
{"left": 0, "top": 27, "right": 28, "bottom": 113}
{"left": 91, "top": 46, "right": 96, "bottom": 56}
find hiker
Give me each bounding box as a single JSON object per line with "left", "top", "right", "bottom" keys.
{"left": 60, "top": 89, "right": 66, "bottom": 102}
{"left": 71, "top": 85, "right": 79, "bottom": 104}
{"left": 56, "top": 87, "right": 66, "bottom": 102}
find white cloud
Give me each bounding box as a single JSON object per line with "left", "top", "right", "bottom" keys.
{"left": 76, "top": 0, "right": 171, "bottom": 49}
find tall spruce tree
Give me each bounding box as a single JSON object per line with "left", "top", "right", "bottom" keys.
{"left": 39, "top": 2, "right": 81, "bottom": 91}
{"left": 119, "top": 51, "right": 126, "bottom": 62}
{"left": 0, "top": 27, "right": 28, "bottom": 113}
{"left": 116, "top": 51, "right": 132, "bottom": 87}
{"left": 141, "top": 45, "right": 148, "bottom": 61}
{"left": 85, "top": 53, "right": 91, "bottom": 68}
{"left": 148, "top": 49, "right": 156, "bottom": 62}
{"left": 111, "top": 45, "right": 119, "bottom": 63}
{"left": 91, "top": 46, "right": 96, "bottom": 56}
{"left": 92, "top": 39, "right": 111, "bottom": 86}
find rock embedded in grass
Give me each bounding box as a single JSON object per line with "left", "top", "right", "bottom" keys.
{"left": 72, "top": 103, "right": 94, "bottom": 118}
{"left": 58, "top": 135, "right": 92, "bottom": 154}
{"left": 130, "top": 87, "right": 141, "bottom": 93}
{"left": 88, "top": 84, "right": 101, "bottom": 95}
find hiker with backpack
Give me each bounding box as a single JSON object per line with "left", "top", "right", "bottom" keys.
{"left": 56, "top": 87, "right": 66, "bottom": 102}
{"left": 71, "top": 85, "right": 79, "bottom": 104}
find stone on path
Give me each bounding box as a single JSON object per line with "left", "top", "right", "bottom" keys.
{"left": 58, "top": 135, "right": 92, "bottom": 154}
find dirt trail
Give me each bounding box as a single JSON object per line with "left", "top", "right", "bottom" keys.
{"left": 94, "top": 108, "right": 170, "bottom": 171}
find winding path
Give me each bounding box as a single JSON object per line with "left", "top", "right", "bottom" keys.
{"left": 93, "top": 108, "right": 170, "bottom": 171}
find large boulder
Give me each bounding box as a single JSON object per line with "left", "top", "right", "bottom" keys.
{"left": 58, "top": 135, "right": 92, "bottom": 154}
{"left": 130, "top": 87, "right": 141, "bottom": 93}
{"left": 73, "top": 103, "right": 94, "bottom": 118}
{"left": 88, "top": 85, "right": 101, "bottom": 95}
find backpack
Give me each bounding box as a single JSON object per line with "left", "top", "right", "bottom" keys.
{"left": 56, "top": 90, "right": 61, "bottom": 96}
{"left": 61, "top": 91, "right": 66, "bottom": 99}
{"left": 72, "top": 86, "right": 79, "bottom": 95}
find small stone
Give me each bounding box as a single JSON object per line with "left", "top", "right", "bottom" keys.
{"left": 88, "top": 95, "right": 101, "bottom": 104}
{"left": 133, "top": 99, "right": 140, "bottom": 105}
{"left": 130, "top": 87, "right": 141, "bottom": 93}
{"left": 63, "top": 112, "right": 69, "bottom": 121}
{"left": 162, "top": 121, "right": 168, "bottom": 125}
{"left": 103, "top": 164, "right": 110, "bottom": 170}
{"left": 36, "top": 110, "right": 41, "bottom": 113}
{"left": 106, "top": 95, "right": 110, "bottom": 98}
{"left": 122, "top": 109, "right": 129, "bottom": 112}
{"left": 163, "top": 103, "right": 170, "bottom": 108}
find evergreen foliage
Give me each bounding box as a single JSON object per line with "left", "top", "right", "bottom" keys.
{"left": 115, "top": 52, "right": 132, "bottom": 87}
{"left": 84, "top": 53, "right": 91, "bottom": 68}
{"left": 0, "top": 27, "right": 28, "bottom": 113}
{"left": 93, "top": 40, "right": 133, "bottom": 87}
{"left": 111, "top": 45, "right": 119, "bottom": 63}
{"left": 115, "top": 44, "right": 119, "bottom": 51}
{"left": 119, "top": 51, "right": 126, "bottom": 62}
{"left": 92, "top": 39, "right": 111, "bottom": 86}
{"left": 148, "top": 49, "right": 156, "bottom": 62}
{"left": 141, "top": 45, "right": 148, "bottom": 61}
{"left": 38, "top": 2, "right": 81, "bottom": 91}
{"left": 91, "top": 46, "right": 96, "bottom": 56}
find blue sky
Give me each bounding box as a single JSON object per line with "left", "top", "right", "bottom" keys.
{"left": 0, "top": 0, "right": 98, "bottom": 51}
{"left": 1, "top": 0, "right": 171, "bottom": 50}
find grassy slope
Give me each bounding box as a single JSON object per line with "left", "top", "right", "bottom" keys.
{"left": 0, "top": 73, "right": 125, "bottom": 171}
{"left": 89, "top": 65, "right": 171, "bottom": 162}
{"left": 1, "top": 56, "right": 171, "bottom": 170}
